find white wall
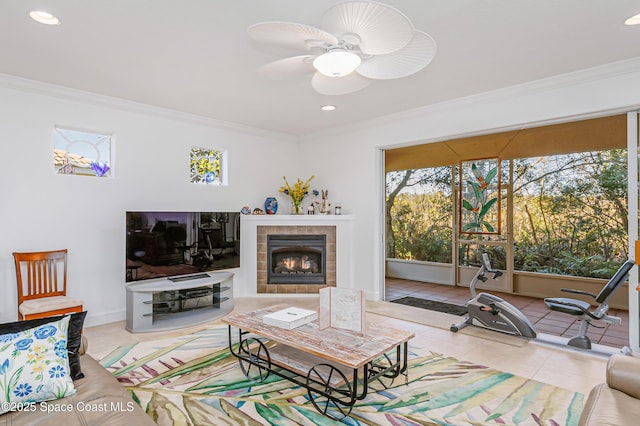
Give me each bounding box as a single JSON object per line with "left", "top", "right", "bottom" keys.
{"left": 2, "top": 57, "right": 640, "bottom": 330}
{"left": 298, "top": 58, "right": 640, "bottom": 303}
{"left": 0, "top": 76, "right": 299, "bottom": 326}
{"left": 386, "top": 259, "right": 453, "bottom": 285}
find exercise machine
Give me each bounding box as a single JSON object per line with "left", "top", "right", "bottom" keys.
{"left": 452, "top": 253, "right": 635, "bottom": 352}
{"left": 544, "top": 259, "right": 635, "bottom": 350}
{"left": 451, "top": 253, "right": 537, "bottom": 338}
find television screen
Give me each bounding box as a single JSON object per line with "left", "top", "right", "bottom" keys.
{"left": 125, "top": 211, "right": 240, "bottom": 282}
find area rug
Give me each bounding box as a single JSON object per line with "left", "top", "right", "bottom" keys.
{"left": 391, "top": 296, "right": 469, "bottom": 316}
{"left": 99, "top": 324, "right": 583, "bottom": 425}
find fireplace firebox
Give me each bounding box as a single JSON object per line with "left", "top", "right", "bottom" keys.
{"left": 267, "top": 234, "right": 326, "bottom": 284}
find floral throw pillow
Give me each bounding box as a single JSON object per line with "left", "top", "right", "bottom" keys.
{"left": 0, "top": 312, "right": 87, "bottom": 380}
{"left": 0, "top": 315, "right": 75, "bottom": 413}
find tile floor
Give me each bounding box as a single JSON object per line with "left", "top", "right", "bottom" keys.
{"left": 84, "top": 296, "right": 615, "bottom": 398}
{"left": 385, "top": 277, "right": 631, "bottom": 349}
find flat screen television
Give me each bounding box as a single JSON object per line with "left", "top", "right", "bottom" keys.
{"left": 125, "top": 211, "right": 240, "bottom": 282}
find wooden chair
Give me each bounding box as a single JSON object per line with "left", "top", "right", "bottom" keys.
{"left": 13, "top": 249, "right": 84, "bottom": 320}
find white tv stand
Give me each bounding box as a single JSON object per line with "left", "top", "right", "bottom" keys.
{"left": 125, "top": 271, "right": 234, "bottom": 333}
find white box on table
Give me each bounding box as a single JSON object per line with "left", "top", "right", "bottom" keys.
{"left": 263, "top": 307, "right": 318, "bottom": 329}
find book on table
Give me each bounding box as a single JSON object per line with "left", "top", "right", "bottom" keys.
{"left": 263, "top": 307, "right": 318, "bottom": 329}
{"left": 319, "top": 287, "right": 366, "bottom": 334}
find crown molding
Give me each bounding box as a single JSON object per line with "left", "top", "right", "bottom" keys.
{"left": 0, "top": 73, "right": 298, "bottom": 143}
{"left": 301, "top": 56, "right": 640, "bottom": 142}
{"left": 3, "top": 55, "right": 639, "bottom": 144}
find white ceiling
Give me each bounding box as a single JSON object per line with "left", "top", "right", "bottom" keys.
{"left": 2, "top": 0, "right": 640, "bottom": 137}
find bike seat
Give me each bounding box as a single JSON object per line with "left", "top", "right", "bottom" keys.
{"left": 544, "top": 298, "right": 592, "bottom": 316}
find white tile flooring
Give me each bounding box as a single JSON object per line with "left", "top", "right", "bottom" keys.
{"left": 84, "top": 296, "right": 616, "bottom": 397}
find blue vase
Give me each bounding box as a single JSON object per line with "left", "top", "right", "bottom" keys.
{"left": 264, "top": 197, "right": 278, "bottom": 214}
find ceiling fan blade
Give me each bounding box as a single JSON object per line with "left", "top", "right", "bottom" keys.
{"left": 356, "top": 30, "right": 437, "bottom": 80}
{"left": 248, "top": 22, "right": 338, "bottom": 51}
{"left": 311, "top": 72, "right": 372, "bottom": 95}
{"left": 257, "top": 55, "right": 315, "bottom": 80}
{"left": 321, "top": 1, "right": 413, "bottom": 55}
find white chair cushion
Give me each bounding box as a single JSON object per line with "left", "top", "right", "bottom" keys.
{"left": 19, "top": 295, "right": 84, "bottom": 316}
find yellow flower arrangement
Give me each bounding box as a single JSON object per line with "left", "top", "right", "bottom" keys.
{"left": 279, "top": 175, "right": 317, "bottom": 214}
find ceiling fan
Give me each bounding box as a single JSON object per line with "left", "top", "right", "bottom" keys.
{"left": 248, "top": 1, "right": 437, "bottom": 95}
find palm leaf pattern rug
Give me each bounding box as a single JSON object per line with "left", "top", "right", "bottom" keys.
{"left": 99, "top": 324, "right": 584, "bottom": 425}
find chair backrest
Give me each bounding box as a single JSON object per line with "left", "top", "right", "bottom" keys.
{"left": 13, "top": 249, "right": 68, "bottom": 304}
{"left": 595, "top": 259, "right": 636, "bottom": 304}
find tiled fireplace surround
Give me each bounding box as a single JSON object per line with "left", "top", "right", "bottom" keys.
{"left": 256, "top": 225, "right": 336, "bottom": 294}
{"left": 239, "top": 215, "right": 355, "bottom": 297}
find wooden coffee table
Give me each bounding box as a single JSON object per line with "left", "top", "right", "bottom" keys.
{"left": 222, "top": 304, "right": 415, "bottom": 419}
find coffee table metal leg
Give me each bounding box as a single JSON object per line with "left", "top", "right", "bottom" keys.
{"left": 368, "top": 352, "right": 398, "bottom": 390}
{"left": 238, "top": 337, "right": 271, "bottom": 382}
{"left": 306, "top": 363, "right": 353, "bottom": 420}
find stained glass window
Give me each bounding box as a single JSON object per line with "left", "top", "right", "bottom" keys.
{"left": 54, "top": 127, "right": 112, "bottom": 177}
{"left": 190, "top": 146, "right": 226, "bottom": 185}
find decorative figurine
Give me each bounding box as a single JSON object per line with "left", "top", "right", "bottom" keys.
{"left": 318, "top": 190, "right": 331, "bottom": 214}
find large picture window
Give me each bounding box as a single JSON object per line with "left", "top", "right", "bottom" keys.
{"left": 385, "top": 115, "right": 628, "bottom": 280}
{"left": 512, "top": 150, "right": 627, "bottom": 278}
{"left": 385, "top": 149, "right": 627, "bottom": 279}
{"left": 385, "top": 166, "right": 453, "bottom": 264}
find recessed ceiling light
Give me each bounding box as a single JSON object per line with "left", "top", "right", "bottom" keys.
{"left": 29, "top": 10, "right": 60, "bottom": 25}
{"left": 321, "top": 105, "right": 336, "bottom": 111}
{"left": 625, "top": 13, "right": 640, "bottom": 25}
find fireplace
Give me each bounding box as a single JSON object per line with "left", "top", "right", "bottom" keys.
{"left": 245, "top": 218, "right": 348, "bottom": 296}
{"left": 267, "top": 234, "right": 326, "bottom": 284}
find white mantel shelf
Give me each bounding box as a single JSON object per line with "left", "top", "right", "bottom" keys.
{"left": 239, "top": 214, "right": 355, "bottom": 296}
{"left": 241, "top": 214, "right": 354, "bottom": 224}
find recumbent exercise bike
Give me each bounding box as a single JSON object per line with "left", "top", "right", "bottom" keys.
{"left": 451, "top": 253, "right": 635, "bottom": 350}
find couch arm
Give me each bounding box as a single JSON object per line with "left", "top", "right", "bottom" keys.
{"left": 79, "top": 334, "right": 88, "bottom": 355}
{"left": 606, "top": 354, "right": 640, "bottom": 399}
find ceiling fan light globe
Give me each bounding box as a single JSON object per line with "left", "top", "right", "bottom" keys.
{"left": 29, "top": 10, "right": 60, "bottom": 25}
{"left": 313, "top": 50, "right": 361, "bottom": 77}
{"left": 625, "top": 13, "right": 640, "bottom": 25}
